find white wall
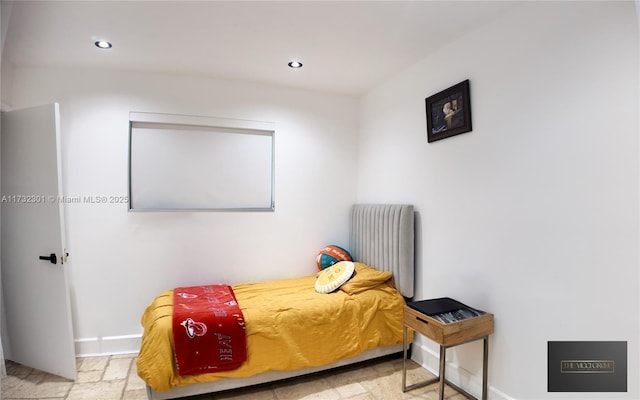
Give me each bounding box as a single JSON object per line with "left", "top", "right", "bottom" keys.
{"left": 358, "top": 2, "right": 639, "bottom": 400}
{"left": 6, "top": 68, "right": 359, "bottom": 354}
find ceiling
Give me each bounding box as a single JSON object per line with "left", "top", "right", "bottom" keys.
{"left": 1, "top": 1, "right": 518, "bottom": 97}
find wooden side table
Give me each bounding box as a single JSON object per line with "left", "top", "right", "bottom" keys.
{"left": 402, "top": 298, "right": 494, "bottom": 400}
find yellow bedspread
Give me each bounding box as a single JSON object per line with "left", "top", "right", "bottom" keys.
{"left": 137, "top": 265, "right": 407, "bottom": 392}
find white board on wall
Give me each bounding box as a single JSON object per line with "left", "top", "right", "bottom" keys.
{"left": 128, "top": 112, "right": 275, "bottom": 211}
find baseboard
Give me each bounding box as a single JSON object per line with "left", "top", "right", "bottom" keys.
{"left": 410, "top": 340, "right": 515, "bottom": 400}
{"left": 75, "top": 334, "right": 141, "bottom": 357}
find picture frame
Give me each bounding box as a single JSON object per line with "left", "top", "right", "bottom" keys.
{"left": 426, "top": 79, "right": 472, "bottom": 143}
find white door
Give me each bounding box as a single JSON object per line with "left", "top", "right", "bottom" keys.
{"left": 1, "top": 103, "right": 76, "bottom": 380}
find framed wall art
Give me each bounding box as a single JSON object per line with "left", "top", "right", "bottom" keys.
{"left": 426, "top": 79, "right": 472, "bottom": 143}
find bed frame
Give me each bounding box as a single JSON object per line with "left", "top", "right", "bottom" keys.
{"left": 145, "top": 204, "right": 415, "bottom": 400}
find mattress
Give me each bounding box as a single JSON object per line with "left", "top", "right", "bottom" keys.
{"left": 137, "top": 263, "right": 407, "bottom": 392}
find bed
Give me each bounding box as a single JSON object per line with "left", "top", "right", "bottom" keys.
{"left": 137, "top": 204, "right": 415, "bottom": 400}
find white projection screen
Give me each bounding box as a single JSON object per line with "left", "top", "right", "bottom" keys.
{"left": 128, "top": 112, "right": 275, "bottom": 211}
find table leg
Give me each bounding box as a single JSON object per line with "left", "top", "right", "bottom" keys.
{"left": 482, "top": 336, "right": 489, "bottom": 400}
{"left": 438, "top": 345, "right": 446, "bottom": 400}
{"left": 402, "top": 326, "right": 408, "bottom": 391}
{"left": 401, "top": 325, "right": 439, "bottom": 393}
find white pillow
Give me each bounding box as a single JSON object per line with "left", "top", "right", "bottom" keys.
{"left": 315, "top": 261, "right": 355, "bottom": 294}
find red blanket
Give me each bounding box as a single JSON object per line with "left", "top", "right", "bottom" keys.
{"left": 172, "top": 284, "right": 247, "bottom": 376}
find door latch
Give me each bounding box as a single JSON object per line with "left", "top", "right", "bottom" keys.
{"left": 39, "top": 253, "right": 57, "bottom": 265}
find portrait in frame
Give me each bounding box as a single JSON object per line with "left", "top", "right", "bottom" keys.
{"left": 426, "top": 79, "right": 472, "bottom": 143}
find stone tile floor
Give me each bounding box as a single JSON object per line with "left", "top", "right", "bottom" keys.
{"left": 1, "top": 354, "right": 467, "bottom": 400}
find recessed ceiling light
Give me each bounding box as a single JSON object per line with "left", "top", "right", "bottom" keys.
{"left": 288, "top": 61, "right": 303, "bottom": 68}
{"left": 94, "top": 40, "right": 112, "bottom": 49}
